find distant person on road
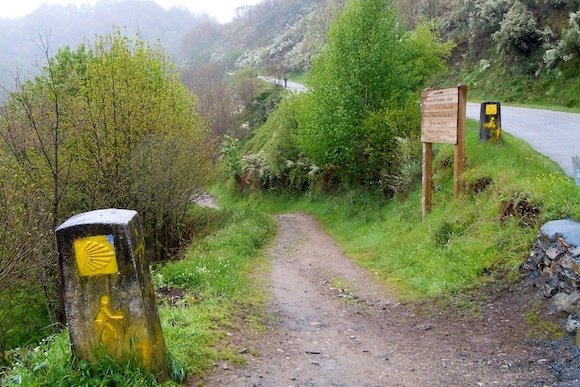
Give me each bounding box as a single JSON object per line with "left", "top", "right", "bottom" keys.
{"left": 284, "top": 76, "right": 288, "bottom": 89}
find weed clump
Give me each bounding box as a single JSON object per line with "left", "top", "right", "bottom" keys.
{"left": 499, "top": 196, "right": 540, "bottom": 227}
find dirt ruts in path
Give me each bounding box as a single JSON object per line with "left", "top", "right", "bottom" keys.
{"left": 202, "top": 213, "right": 557, "bottom": 386}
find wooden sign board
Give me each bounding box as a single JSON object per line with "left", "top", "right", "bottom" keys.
{"left": 421, "top": 85, "right": 467, "bottom": 219}
{"left": 421, "top": 87, "right": 459, "bottom": 144}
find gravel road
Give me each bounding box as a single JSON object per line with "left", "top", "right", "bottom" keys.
{"left": 200, "top": 213, "right": 567, "bottom": 387}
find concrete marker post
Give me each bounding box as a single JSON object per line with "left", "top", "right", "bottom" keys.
{"left": 55, "top": 209, "right": 168, "bottom": 380}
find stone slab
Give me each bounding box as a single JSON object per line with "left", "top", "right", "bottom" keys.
{"left": 540, "top": 219, "right": 580, "bottom": 247}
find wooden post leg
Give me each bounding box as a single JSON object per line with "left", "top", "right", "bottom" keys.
{"left": 422, "top": 142, "right": 433, "bottom": 220}
{"left": 454, "top": 84, "right": 467, "bottom": 199}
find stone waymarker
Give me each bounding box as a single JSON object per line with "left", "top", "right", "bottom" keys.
{"left": 479, "top": 101, "right": 502, "bottom": 143}
{"left": 55, "top": 209, "right": 168, "bottom": 379}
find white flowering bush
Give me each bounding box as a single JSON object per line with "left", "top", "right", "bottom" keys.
{"left": 493, "top": 1, "right": 545, "bottom": 56}
{"left": 543, "top": 11, "right": 580, "bottom": 68}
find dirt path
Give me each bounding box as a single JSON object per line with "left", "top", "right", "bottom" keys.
{"left": 202, "top": 213, "right": 568, "bottom": 386}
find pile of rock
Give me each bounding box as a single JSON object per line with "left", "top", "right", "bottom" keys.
{"left": 520, "top": 219, "right": 580, "bottom": 344}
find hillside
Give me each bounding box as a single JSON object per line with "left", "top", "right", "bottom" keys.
{"left": 0, "top": 0, "right": 210, "bottom": 86}
{"left": 1, "top": 0, "right": 579, "bottom": 384}
{"left": 183, "top": 0, "right": 342, "bottom": 73}
{"left": 184, "top": 0, "right": 579, "bottom": 107}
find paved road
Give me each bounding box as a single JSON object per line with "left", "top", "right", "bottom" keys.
{"left": 467, "top": 103, "right": 580, "bottom": 177}
{"left": 258, "top": 76, "right": 307, "bottom": 92}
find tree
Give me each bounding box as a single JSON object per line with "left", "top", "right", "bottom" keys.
{"left": 0, "top": 31, "right": 215, "bottom": 329}
{"left": 399, "top": 0, "right": 459, "bottom": 31}
{"left": 234, "top": 68, "right": 262, "bottom": 109}
{"left": 0, "top": 34, "right": 80, "bottom": 324}
{"left": 180, "top": 20, "right": 223, "bottom": 63}
{"left": 181, "top": 63, "right": 238, "bottom": 138}
{"left": 297, "top": 0, "right": 451, "bottom": 189}
{"left": 0, "top": 159, "right": 53, "bottom": 355}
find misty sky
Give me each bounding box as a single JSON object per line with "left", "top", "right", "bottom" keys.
{"left": 0, "top": 0, "right": 263, "bottom": 23}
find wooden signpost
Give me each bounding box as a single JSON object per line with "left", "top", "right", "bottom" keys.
{"left": 421, "top": 85, "right": 467, "bottom": 219}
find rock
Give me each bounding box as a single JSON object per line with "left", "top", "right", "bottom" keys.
{"left": 543, "top": 277, "right": 559, "bottom": 297}
{"left": 575, "top": 260, "right": 580, "bottom": 276}
{"left": 536, "top": 236, "right": 551, "bottom": 252}
{"left": 540, "top": 220, "right": 580, "bottom": 247}
{"left": 543, "top": 255, "right": 553, "bottom": 266}
{"left": 535, "top": 271, "right": 554, "bottom": 288}
{"left": 551, "top": 261, "right": 563, "bottom": 273}
{"left": 560, "top": 256, "right": 576, "bottom": 270}
{"left": 520, "top": 260, "right": 536, "bottom": 273}
{"left": 549, "top": 291, "right": 580, "bottom": 315}
{"left": 546, "top": 246, "right": 562, "bottom": 260}
{"left": 565, "top": 313, "right": 580, "bottom": 333}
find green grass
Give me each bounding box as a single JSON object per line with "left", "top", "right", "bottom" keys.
{"left": 156, "top": 207, "right": 275, "bottom": 378}
{"left": 0, "top": 333, "right": 159, "bottom": 386}
{"left": 0, "top": 207, "right": 276, "bottom": 385}
{"left": 0, "top": 284, "right": 53, "bottom": 353}
{"left": 216, "top": 119, "right": 580, "bottom": 300}
{"left": 453, "top": 62, "right": 580, "bottom": 110}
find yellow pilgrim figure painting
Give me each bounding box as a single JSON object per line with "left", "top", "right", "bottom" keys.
{"left": 73, "top": 235, "right": 118, "bottom": 276}
{"left": 95, "top": 295, "right": 125, "bottom": 343}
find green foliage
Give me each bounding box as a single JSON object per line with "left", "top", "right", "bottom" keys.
{"left": 441, "top": 0, "right": 579, "bottom": 107}
{"left": 456, "top": 58, "right": 580, "bottom": 107}
{"left": 544, "top": 11, "right": 580, "bottom": 70}
{"left": 219, "top": 120, "right": 580, "bottom": 298}
{"left": 155, "top": 207, "right": 275, "bottom": 376}
{"left": 244, "top": 95, "right": 302, "bottom": 168}
{"left": 493, "top": 1, "right": 546, "bottom": 59}
{"left": 297, "top": 0, "right": 451, "bottom": 187}
{"left": 1, "top": 206, "right": 276, "bottom": 384}
{"left": 0, "top": 284, "right": 52, "bottom": 360}
{"left": 239, "top": 95, "right": 320, "bottom": 192}
{"left": 382, "top": 135, "right": 423, "bottom": 197}
{"left": 0, "top": 30, "right": 214, "bottom": 357}
{"left": 0, "top": 30, "right": 214, "bottom": 262}
{"left": 221, "top": 135, "right": 243, "bottom": 179}
{"left": 0, "top": 333, "right": 160, "bottom": 386}
{"left": 156, "top": 208, "right": 274, "bottom": 299}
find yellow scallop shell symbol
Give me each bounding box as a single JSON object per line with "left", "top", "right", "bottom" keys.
{"left": 74, "top": 235, "right": 118, "bottom": 276}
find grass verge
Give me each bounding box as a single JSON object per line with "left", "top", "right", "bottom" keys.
{"left": 215, "top": 119, "right": 580, "bottom": 300}
{"left": 156, "top": 207, "right": 275, "bottom": 379}
{"left": 0, "top": 206, "right": 276, "bottom": 385}
{"left": 453, "top": 64, "right": 580, "bottom": 110}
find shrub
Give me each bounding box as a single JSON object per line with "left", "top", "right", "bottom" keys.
{"left": 493, "top": 1, "right": 545, "bottom": 57}
{"left": 0, "top": 30, "right": 214, "bottom": 348}
{"left": 544, "top": 11, "right": 580, "bottom": 68}
{"left": 220, "top": 135, "right": 243, "bottom": 180}
{"left": 297, "top": 0, "right": 451, "bottom": 190}
{"left": 1, "top": 31, "right": 214, "bottom": 262}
